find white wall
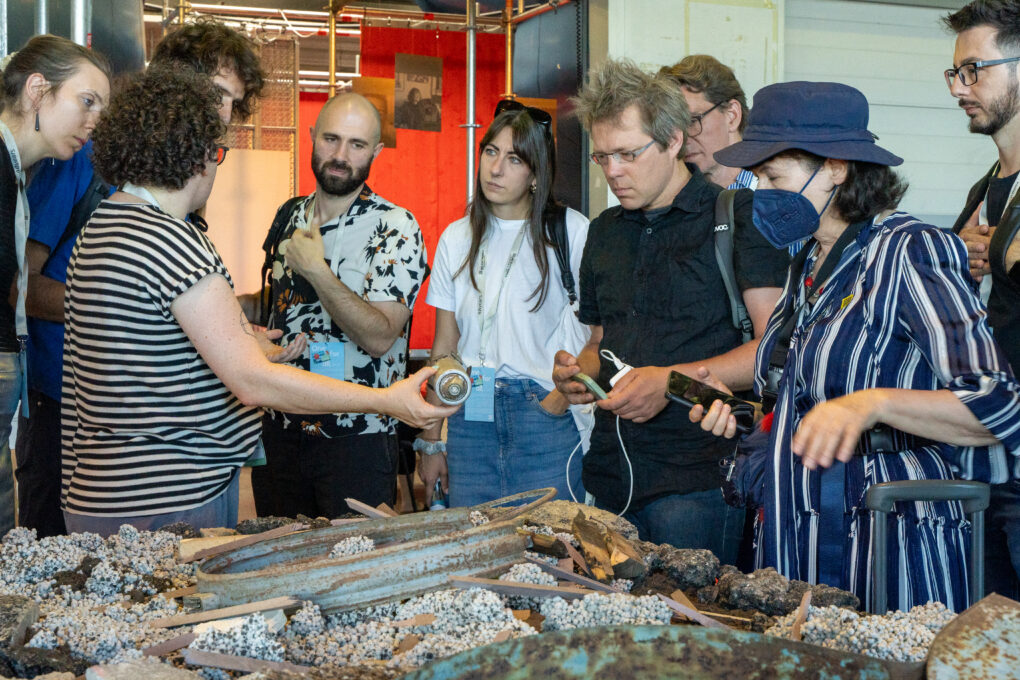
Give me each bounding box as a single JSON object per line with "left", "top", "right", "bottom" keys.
{"left": 785, "top": 0, "right": 991, "bottom": 228}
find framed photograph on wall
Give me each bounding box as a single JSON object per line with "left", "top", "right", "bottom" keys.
{"left": 394, "top": 54, "right": 443, "bottom": 132}
{"left": 352, "top": 76, "right": 397, "bottom": 148}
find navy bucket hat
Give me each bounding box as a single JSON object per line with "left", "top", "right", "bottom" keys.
{"left": 713, "top": 81, "right": 902, "bottom": 168}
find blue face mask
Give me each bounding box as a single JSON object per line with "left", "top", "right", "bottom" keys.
{"left": 751, "top": 166, "right": 836, "bottom": 249}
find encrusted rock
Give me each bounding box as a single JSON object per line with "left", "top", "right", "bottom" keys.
{"left": 295, "top": 515, "right": 331, "bottom": 530}
{"left": 158, "top": 522, "right": 199, "bottom": 539}
{"left": 235, "top": 517, "right": 296, "bottom": 535}
{"left": 655, "top": 546, "right": 720, "bottom": 590}
{"left": 695, "top": 584, "right": 718, "bottom": 605}
{"left": 86, "top": 658, "right": 203, "bottom": 678}
{"left": 0, "top": 645, "right": 87, "bottom": 677}
{"left": 782, "top": 580, "right": 860, "bottom": 613}
{"left": 723, "top": 567, "right": 790, "bottom": 616}
{"left": 521, "top": 501, "right": 639, "bottom": 542}
{"left": 0, "top": 595, "right": 39, "bottom": 646}
{"left": 750, "top": 611, "right": 771, "bottom": 633}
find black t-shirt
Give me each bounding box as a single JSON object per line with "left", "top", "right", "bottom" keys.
{"left": 0, "top": 139, "right": 19, "bottom": 352}
{"left": 985, "top": 171, "right": 1020, "bottom": 373}
{"left": 577, "top": 165, "right": 790, "bottom": 510}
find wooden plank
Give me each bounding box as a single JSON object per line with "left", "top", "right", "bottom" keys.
{"left": 450, "top": 576, "right": 593, "bottom": 601}
{"left": 524, "top": 556, "right": 618, "bottom": 593}
{"left": 392, "top": 613, "right": 436, "bottom": 628}
{"left": 394, "top": 634, "right": 420, "bottom": 655}
{"left": 571, "top": 512, "right": 613, "bottom": 581}
{"left": 492, "top": 630, "right": 512, "bottom": 643}
{"left": 182, "top": 648, "right": 310, "bottom": 674}
{"left": 559, "top": 537, "right": 592, "bottom": 577}
{"left": 375, "top": 502, "right": 399, "bottom": 517}
{"left": 147, "top": 596, "right": 299, "bottom": 629}
{"left": 183, "top": 523, "right": 306, "bottom": 564}
{"left": 345, "top": 498, "right": 394, "bottom": 519}
{"left": 162, "top": 585, "right": 198, "bottom": 600}
{"left": 656, "top": 594, "right": 731, "bottom": 630}
{"left": 605, "top": 528, "right": 647, "bottom": 580}
{"left": 791, "top": 589, "right": 812, "bottom": 642}
{"left": 141, "top": 632, "right": 196, "bottom": 657}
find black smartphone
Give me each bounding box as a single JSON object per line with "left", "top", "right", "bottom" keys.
{"left": 666, "top": 371, "right": 754, "bottom": 434}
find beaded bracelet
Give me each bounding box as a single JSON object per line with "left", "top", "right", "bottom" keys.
{"left": 413, "top": 438, "right": 447, "bottom": 456}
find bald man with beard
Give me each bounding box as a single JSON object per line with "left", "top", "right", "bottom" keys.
{"left": 239, "top": 93, "right": 427, "bottom": 518}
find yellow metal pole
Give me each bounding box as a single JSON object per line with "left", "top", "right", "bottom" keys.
{"left": 328, "top": 1, "right": 337, "bottom": 98}
{"left": 503, "top": 0, "right": 513, "bottom": 99}
{"left": 177, "top": 0, "right": 187, "bottom": 25}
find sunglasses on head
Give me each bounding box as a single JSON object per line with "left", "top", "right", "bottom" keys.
{"left": 494, "top": 99, "right": 553, "bottom": 130}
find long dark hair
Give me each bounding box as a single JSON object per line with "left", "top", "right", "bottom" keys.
{"left": 458, "top": 109, "right": 558, "bottom": 311}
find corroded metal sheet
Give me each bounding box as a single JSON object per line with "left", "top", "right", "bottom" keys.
{"left": 926, "top": 594, "right": 1020, "bottom": 680}
{"left": 196, "top": 513, "right": 528, "bottom": 614}
{"left": 401, "top": 625, "right": 926, "bottom": 680}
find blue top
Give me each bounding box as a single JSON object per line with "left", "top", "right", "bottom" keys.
{"left": 753, "top": 211, "right": 1020, "bottom": 612}
{"left": 25, "top": 144, "right": 109, "bottom": 401}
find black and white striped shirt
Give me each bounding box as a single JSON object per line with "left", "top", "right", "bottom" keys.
{"left": 60, "top": 201, "right": 260, "bottom": 517}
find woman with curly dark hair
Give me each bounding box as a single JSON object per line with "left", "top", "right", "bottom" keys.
{"left": 62, "top": 68, "right": 454, "bottom": 536}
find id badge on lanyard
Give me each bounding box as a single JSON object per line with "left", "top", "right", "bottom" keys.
{"left": 463, "top": 225, "right": 527, "bottom": 422}
{"left": 309, "top": 341, "right": 345, "bottom": 381}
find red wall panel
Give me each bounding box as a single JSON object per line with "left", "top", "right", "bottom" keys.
{"left": 298, "top": 26, "right": 507, "bottom": 351}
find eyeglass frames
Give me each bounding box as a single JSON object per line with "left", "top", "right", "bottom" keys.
{"left": 945, "top": 56, "right": 1020, "bottom": 87}
{"left": 589, "top": 139, "right": 657, "bottom": 167}
{"left": 688, "top": 99, "right": 726, "bottom": 137}
{"left": 493, "top": 99, "right": 553, "bottom": 131}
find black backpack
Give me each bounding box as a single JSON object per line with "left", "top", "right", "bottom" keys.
{"left": 713, "top": 189, "right": 754, "bottom": 345}
{"left": 42, "top": 173, "right": 109, "bottom": 274}
{"left": 547, "top": 205, "right": 577, "bottom": 307}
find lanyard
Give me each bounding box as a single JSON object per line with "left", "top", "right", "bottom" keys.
{"left": 475, "top": 222, "right": 528, "bottom": 366}
{"left": 121, "top": 183, "right": 165, "bottom": 212}
{"left": 0, "top": 121, "right": 29, "bottom": 341}
{"left": 306, "top": 193, "right": 349, "bottom": 277}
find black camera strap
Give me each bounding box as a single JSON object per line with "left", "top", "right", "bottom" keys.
{"left": 547, "top": 204, "right": 576, "bottom": 306}
{"left": 762, "top": 219, "right": 869, "bottom": 412}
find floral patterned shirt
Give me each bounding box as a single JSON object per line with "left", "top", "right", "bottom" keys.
{"left": 265, "top": 186, "right": 426, "bottom": 437}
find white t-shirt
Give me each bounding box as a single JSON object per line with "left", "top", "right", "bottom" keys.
{"left": 427, "top": 208, "right": 590, "bottom": 392}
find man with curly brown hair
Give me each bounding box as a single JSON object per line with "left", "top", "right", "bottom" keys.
{"left": 18, "top": 20, "right": 265, "bottom": 537}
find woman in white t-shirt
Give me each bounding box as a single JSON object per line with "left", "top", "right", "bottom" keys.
{"left": 418, "top": 102, "right": 591, "bottom": 507}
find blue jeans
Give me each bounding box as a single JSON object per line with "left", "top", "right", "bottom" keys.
{"left": 620, "top": 488, "right": 744, "bottom": 564}
{"left": 446, "top": 378, "right": 584, "bottom": 508}
{"left": 63, "top": 467, "right": 240, "bottom": 538}
{"left": 985, "top": 479, "right": 1020, "bottom": 600}
{"left": 0, "top": 352, "right": 21, "bottom": 537}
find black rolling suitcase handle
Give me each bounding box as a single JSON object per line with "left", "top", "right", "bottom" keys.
{"left": 865, "top": 479, "right": 990, "bottom": 614}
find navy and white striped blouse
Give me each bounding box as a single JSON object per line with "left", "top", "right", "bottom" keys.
{"left": 753, "top": 211, "right": 1020, "bottom": 612}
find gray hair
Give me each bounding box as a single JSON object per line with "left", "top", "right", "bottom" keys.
{"left": 571, "top": 58, "right": 690, "bottom": 158}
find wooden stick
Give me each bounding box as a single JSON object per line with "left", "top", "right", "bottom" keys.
{"left": 148, "top": 596, "right": 299, "bottom": 629}
{"left": 656, "top": 594, "right": 731, "bottom": 630}
{"left": 524, "top": 556, "right": 618, "bottom": 593}
{"left": 559, "top": 537, "right": 592, "bottom": 577}
{"left": 345, "top": 498, "right": 394, "bottom": 519}
{"left": 392, "top": 613, "right": 436, "bottom": 628}
{"left": 450, "top": 575, "right": 593, "bottom": 601}
{"left": 375, "top": 502, "right": 399, "bottom": 517}
{"left": 182, "top": 523, "right": 305, "bottom": 563}
{"left": 790, "top": 589, "right": 812, "bottom": 642}
{"left": 182, "top": 648, "right": 311, "bottom": 674}
{"left": 394, "top": 634, "right": 420, "bottom": 654}
{"left": 161, "top": 585, "right": 199, "bottom": 600}
{"left": 142, "top": 632, "right": 196, "bottom": 656}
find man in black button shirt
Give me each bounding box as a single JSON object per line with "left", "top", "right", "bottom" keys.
{"left": 944, "top": 0, "right": 1020, "bottom": 601}
{"left": 552, "top": 59, "right": 788, "bottom": 559}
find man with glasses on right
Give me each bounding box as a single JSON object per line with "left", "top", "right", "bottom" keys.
{"left": 552, "top": 59, "right": 787, "bottom": 558}
{"left": 944, "top": 0, "right": 1020, "bottom": 600}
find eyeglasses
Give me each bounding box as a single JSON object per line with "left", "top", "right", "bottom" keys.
{"left": 688, "top": 100, "right": 727, "bottom": 137}
{"left": 945, "top": 56, "right": 1020, "bottom": 87}
{"left": 210, "top": 144, "right": 229, "bottom": 166}
{"left": 494, "top": 99, "right": 553, "bottom": 131}
{"left": 589, "top": 139, "right": 657, "bottom": 166}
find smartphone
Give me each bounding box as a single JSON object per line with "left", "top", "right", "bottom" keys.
{"left": 571, "top": 372, "right": 608, "bottom": 400}
{"left": 666, "top": 371, "right": 754, "bottom": 434}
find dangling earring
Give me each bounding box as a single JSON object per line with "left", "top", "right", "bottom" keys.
{"left": 530, "top": 183, "right": 536, "bottom": 194}
{"left": 34, "top": 110, "right": 40, "bottom": 132}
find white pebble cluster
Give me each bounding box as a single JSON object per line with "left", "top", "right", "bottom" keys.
{"left": 0, "top": 525, "right": 193, "bottom": 610}
{"left": 611, "top": 578, "right": 634, "bottom": 593}
{"left": 498, "top": 563, "right": 557, "bottom": 587}
{"left": 288, "top": 600, "right": 327, "bottom": 636}
{"left": 27, "top": 596, "right": 181, "bottom": 663}
{"left": 284, "top": 588, "right": 534, "bottom": 671}
{"left": 540, "top": 593, "right": 672, "bottom": 631}
{"left": 190, "top": 613, "right": 285, "bottom": 661}
{"left": 766, "top": 602, "right": 956, "bottom": 662}
{"left": 328, "top": 536, "right": 376, "bottom": 559}
{"left": 468, "top": 511, "right": 489, "bottom": 526}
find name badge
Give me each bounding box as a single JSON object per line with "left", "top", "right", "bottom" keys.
{"left": 309, "top": 341, "right": 345, "bottom": 381}
{"left": 463, "top": 365, "right": 495, "bottom": 422}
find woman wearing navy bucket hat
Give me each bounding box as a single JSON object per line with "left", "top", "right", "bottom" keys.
{"left": 689, "top": 81, "right": 1020, "bottom": 611}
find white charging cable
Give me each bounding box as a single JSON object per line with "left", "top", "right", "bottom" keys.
{"left": 564, "top": 349, "right": 635, "bottom": 517}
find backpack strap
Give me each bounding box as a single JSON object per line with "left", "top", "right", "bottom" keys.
{"left": 41, "top": 173, "right": 109, "bottom": 274}
{"left": 549, "top": 205, "right": 577, "bottom": 306}
{"left": 713, "top": 189, "right": 754, "bottom": 345}
{"left": 260, "top": 196, "right": 306, "bottom": 327}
